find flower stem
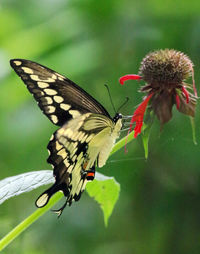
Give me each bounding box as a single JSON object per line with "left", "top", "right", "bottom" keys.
{"left": 110, "top": 130, "right": 135, "bottom": 155}
{"left": 0, "top": 131, "right": 136, "bottom": 251}
{"left": 190, "top": 116, "right": 197, "bottom": 145}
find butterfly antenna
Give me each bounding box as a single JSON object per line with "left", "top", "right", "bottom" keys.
{"left": 117, "top": 97, "right": 129, "bottom": 112}
{"left": 104, "top": 84, "right": 117, "bottom": 114}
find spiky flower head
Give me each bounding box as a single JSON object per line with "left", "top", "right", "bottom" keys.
{"left": 139, "top": 49, "right": 193, "bottom": 87}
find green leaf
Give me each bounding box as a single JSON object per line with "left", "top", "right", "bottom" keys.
{"left": 0, "top": 170, "right": 54, "bottom": 205}
{"left": 86, "top": 174, "right": 120, "bottom": 227}
{"left": 142, "top": 124, "right": 150, "bottom": 160}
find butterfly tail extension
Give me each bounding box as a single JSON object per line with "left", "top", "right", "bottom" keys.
{"left": 35, "top": 183, "right": 62, "bottom": 208}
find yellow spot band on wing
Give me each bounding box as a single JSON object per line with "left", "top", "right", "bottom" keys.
{"left": 45, "top": 106, "right": 56, "bottom": 113}
{"left": 44, "top": 96, "right": 53, "bottom": 104}
{"left": 57, "top": 148, "right": 67, "bottom": 158}
{"left": 22, "top": 67, "right": 34, "bottom": 74}
{"left": 55, "top": 141, "right": 63, "bottom": 150}
{"left": 54, "top": 96, "right": 64, "bottom": 103}
{"left": 69, "top": 110, "right": 81, "bottom": 118}
{"left": 30, "top": 75, "right": 55, "bottom": 82}
{"left": 44, "top": 89, "right": 57, "bottom": 95}
{"left": 37, "top": 81, "right": 49, "bottom": 88}
{"left": 50, "top": 115, "right": 58, "bottom": 124}
{"left": 13, "top": 61, "right": 22, "bottom": 66}
{"left": 60, "top": 103, "right": 71, "bottom": 110}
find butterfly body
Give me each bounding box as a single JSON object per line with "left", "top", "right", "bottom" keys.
{"left": 10, "top": 59, "right": 122, "bottom": 215}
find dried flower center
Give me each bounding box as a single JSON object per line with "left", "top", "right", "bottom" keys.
{"left": 139, "top": 49, "right": 193, "bottom": 87}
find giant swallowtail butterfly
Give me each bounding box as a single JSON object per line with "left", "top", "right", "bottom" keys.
{"left": 10, "top": 59, "right": 122, "bottom": 216}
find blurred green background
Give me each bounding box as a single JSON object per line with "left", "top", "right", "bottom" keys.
{"left": 1, "top": 0, "right": 200, "bottom": 253}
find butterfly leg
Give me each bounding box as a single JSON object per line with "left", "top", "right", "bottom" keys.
{"left": 51, "top": 198, "right": 72, "bottom": 218}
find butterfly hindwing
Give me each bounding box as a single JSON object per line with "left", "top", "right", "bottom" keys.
{"left": 10, "top": 59, "right": 111, "bottom": 126}
{"left": 36, "top": 113, "right": 121, "bottom": 214}
{"left": 36, "top": 131, "right": 89, "bottom": 211}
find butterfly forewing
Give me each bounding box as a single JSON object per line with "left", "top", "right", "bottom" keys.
{"left": 10, "top": 59, "right": 111, "bottom": 126}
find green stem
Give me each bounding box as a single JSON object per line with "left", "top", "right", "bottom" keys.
{"left": 190, "top": 116, "right": 197, "bottom": 145}
{"left": 0, "top": 192, "right": 63, "bottom": 251}
{"left": 110, "top": 131, "right": 135, "bottom": 155}
{"left": 0, "top": 131, "right": 135, "bottom": 251}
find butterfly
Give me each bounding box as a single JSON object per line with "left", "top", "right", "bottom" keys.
{"left": 10, "top": 59, "right": 122, "bottom": 216}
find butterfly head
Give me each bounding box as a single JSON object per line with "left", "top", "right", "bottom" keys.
{"left": 113, "top": 113, "right": 122, "bottom": 123}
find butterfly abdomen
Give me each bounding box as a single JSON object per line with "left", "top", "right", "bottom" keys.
{"left": 97, "top": 117, "right": 122, "bottom": 167}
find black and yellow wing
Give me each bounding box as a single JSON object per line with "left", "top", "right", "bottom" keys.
{"left": 10, "top": 59, "right": 122, "bottom": 216}
{"left": 35, "top": 113, "right": 122, "bottom": 216}
{"left": 10, "top": 59, "right": 110, "bottom": 126}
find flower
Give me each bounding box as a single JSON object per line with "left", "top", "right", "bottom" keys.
{"left": 120, "top": 49, "right": 197, "bottom": 138}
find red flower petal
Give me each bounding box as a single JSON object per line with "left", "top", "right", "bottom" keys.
{"left": 176, "top": 94, "right": 180, "bottom": 109}
{"left": 182, "top": 86, "right": 189, "bottom": 103}
{"left": 129, "top": 93, "right": 153, "bottom": 138}
{"left": 119, "top": 74, "right": 142, "bottom": 85}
